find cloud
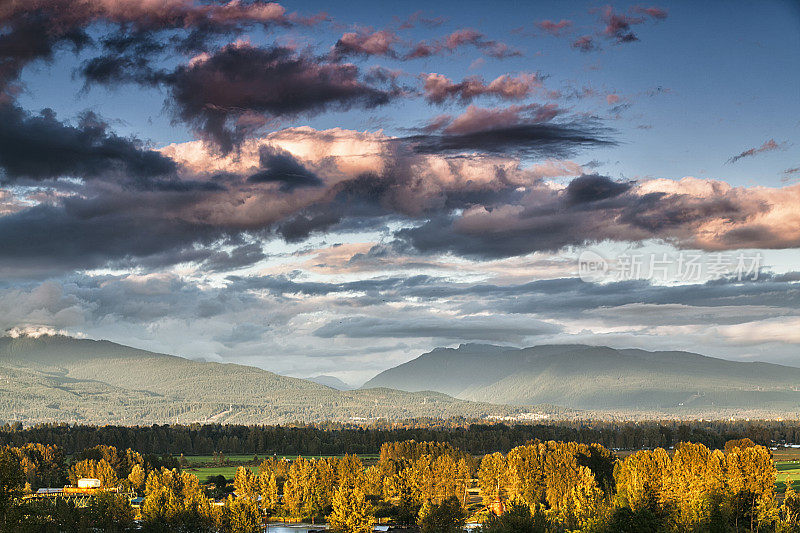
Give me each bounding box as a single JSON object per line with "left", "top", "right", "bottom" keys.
{"left": 571, "top": 36, "right": 596, "bottom": 52}
{"left": 2, "top": 119, "right": 797, "bottom": 277}
{"left": 727, "top": 139, "right": 786, "bottom": 164}
{"left": 0, "top": 104, "right": 175, "bottom": 183}
{"left": 403, "top": 28, "right": 520, "bottom": 60}
{"left": 161, "top": 42, "right": 393, "bottom": 152}
{"left": 247, "top": 146, "right": 323, "bottom": 191}
{"left": 404, "top": 112, "right": 613, "bottom": 158}
{"left": 396, "top": 177, "right": 800, "bottom": 259}
{"left": 331, "top": 29, "right": 400, "bottom": 59}
{"left": 566, "top": 5, "right": 667, "bottom": 52}
{"left": 313, "top": 314, "right": 561, "bottom": 342}
{"left": 395, "top": 11, "right": 447, "bottom": 30}
{"left": 631, "top": 6, "right": 669, "bottom": 20}
{"left": 536, "top": 19, "right": 573, "bottom": 36}
{"left": 0, "top": 1, "right": 323, "bottom": 97}
{"left": 422, "top": 72, "right": 543, "bottom": 104}
{"left": 599, "top": 5, "right": 668, "bottom": 44}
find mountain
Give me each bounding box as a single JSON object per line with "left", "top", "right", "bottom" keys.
{"left": 307, "top": 375, "right": 352, "bottom": 390}
{"left": 0, "top": 335, "right": 544, "bottom": 425}
{"left": 363, "top": 344, "right": 800, "bottom": 417}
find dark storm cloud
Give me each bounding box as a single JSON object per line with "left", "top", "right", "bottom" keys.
{"left": 0, "top": 104, "right": 176, "bottom": 182}
{"left": 394, "top": 174, "right": 795, "bottom": 259}
{"left": 161, "top": 43, "right": 393, "bottom": 152}
{"left": 248, "top": 146, "right": 324, "bottom": 191}
{"left": 565, "top": 174, "right": 632, "bottom": 205}
{"left": 401, "top": 122, "right": 615, "bottom": 158}
{"left": 0, "top": 1, "right": 320, "bottom": 95}
{"left": 0, "top": 8, "right": 90, "bottom": 96}
{"left": 201, "top": 243, "right": 267, "bottom": 272}
{"left": 0, "top": 196, "right": 218, "bottom": 272}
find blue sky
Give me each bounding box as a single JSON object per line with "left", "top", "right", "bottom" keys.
{"left": 1, "top": 0, "right": 799, "bottom": 384}
{"left": 13, "top": 1, "right": 800, "bottom": 185}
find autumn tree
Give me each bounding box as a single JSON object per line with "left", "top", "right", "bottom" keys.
{"left": 328, "top": 485, "right": 375, "bottom": 533}
{"left": 69, "top": 458, "right": 119, "bottom": 488}
{"left": 418, "top": 496, "right": 466, "bottom": 533}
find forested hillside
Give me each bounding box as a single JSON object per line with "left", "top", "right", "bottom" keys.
{"left": 0, "top": 335, "right": 537, "bottom": 425}
{"left": 364, "top": 343, "right": 800, "bottom": 417}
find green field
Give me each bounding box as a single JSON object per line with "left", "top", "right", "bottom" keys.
{"left": 776, "top": 461, "right": 800, "bottom": 493}
{"left": 183, "top": 454, "right": 380, "bottom": 483}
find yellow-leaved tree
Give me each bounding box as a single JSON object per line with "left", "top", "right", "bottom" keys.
{"left": 328, "top": 485, "right": 375, "bottom": 533}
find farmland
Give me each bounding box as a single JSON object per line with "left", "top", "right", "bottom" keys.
{"left": 183, "top": 454, "right": 379, "bottom": 483}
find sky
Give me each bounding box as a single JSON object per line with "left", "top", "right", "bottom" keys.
{"left": 0, "top": 0, "right": 798, "bottom": 386}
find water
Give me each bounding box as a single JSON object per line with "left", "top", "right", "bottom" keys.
{"left": 262, "top": 525, "right": 327, "bottom": 532}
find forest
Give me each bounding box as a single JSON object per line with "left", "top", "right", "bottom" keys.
{"left": 1, "top": 418, "right": 798, "bottom": 456}
{"left": 0, "top": 435, "right": 796, "bottom": 532}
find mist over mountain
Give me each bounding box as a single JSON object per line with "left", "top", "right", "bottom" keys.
{"left": 307, "top": 375, "right": 353, "bottom": 390}
{"left": 0, "top": 335, "right": 538, "bottom": 425}
{"left": 363, "top": 343, "right": 800, "bottom": 417}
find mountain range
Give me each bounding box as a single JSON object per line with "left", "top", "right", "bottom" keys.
{"left": 4, "top": 336, "right": 799, "bottom": 425}
{"left": 0, "top": 335, "right": 532, "bottom": 425}
{"left": 363, "top": 343, "right": 800, "bottom": 417}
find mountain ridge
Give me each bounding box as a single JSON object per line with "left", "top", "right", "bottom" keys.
{"left": 0, "top": 335, "right": 540, "bottom": 425}
{"left": 362, "top": 343, "right": 800, "bottom": 416}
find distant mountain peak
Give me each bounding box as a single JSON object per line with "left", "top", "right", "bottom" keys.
{"left": 307, "top": 375, "right": 353, "bottom": 390}
{"left": 363, "top": 343, "right": 800, "bottom": 417}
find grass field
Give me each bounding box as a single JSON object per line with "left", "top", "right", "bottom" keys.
{"left": 183, "top": 454, "right": 380, "bottom": 483}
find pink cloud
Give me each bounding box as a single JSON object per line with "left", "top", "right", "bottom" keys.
{"left": 333, "top": 29, "right": 400, "bottom": 58}
{"left": 441, "top": 104, "right": 561, "bottom": 135}
{"left": 536, "top": 19, "right": 573, "bottom": 36}
{"left": 423, "top": 72, "right": 543, "bottom": 104}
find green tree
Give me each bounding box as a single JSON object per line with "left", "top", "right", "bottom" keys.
{"left": 0, "top": 447, "right": 24, "bottom": 529}
{"left": 87, "top": 491, "right": 135, "bottom": 532}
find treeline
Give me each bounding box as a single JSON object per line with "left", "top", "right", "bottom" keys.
{"left": 0, "top": 437, "right": 795, "bottom": 532}
{"left": 2, "top": 419, "right": 800, "bottom": 455}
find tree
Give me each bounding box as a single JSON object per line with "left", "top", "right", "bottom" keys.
{"left": 87, "top": 491, "right": 135, "bottom": 532}
{"left": 478, "top": 501, "right": 548, "bottom": 533}
{"left": 418, "top": 496, "right": 466, "bottom": 533}
{"left": 128, "top": 464, "right": 146, "bottom": 494}
{"left": 224, "top": 495, "right": 261, "bottom": 533}
{"left": 477, "top": 453, "right": 507, "bottom": 507}
{"left": 69, "top": 458, "right": 119, "bottom": 488}
{"left": 328, "top": 485, "right": 375, "bottom": 533}
{"left": 0, "top": 447, "right": 24, "bottom": 528}
{"left": 141, "top": 469, "right": 217, "bottom": 532}
{"left": 233, "top": 467, "right": 257, "bottom": 501}
{"left": 259, "top": 472, "right": 279, "bottom": 514}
